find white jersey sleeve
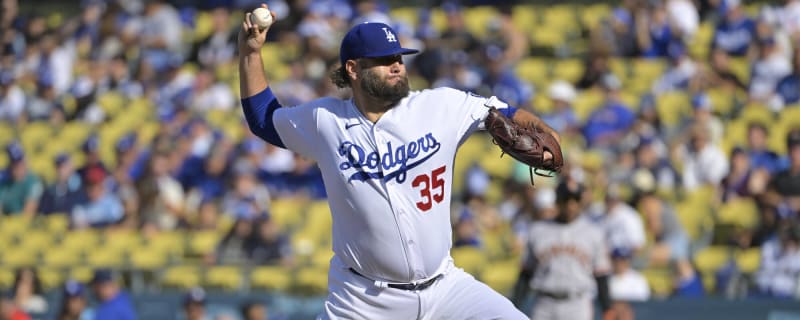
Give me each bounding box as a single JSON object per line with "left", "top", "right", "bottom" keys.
{"left": 593, "top": 229, "right": 612, "bottom": 275}
{"left": 272, "top": 99, "right": 324, "bottom": 160}
{"left": 432, "top": 88, "right": 510, "bottom": 144}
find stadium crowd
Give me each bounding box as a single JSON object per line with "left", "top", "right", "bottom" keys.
{"left": 1, "top": 0, "right": 800, "bottom": 318}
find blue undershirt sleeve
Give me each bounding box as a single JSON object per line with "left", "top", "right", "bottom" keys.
{"left": 241, "top": 87, "right": 286, "bottom": 148}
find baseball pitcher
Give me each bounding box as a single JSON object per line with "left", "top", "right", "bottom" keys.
{"left": 238, "top": 4, "right": 562, "bottom": 319}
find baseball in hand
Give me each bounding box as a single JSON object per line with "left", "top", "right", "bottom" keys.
{"left": 250, "top": 7, "right": 274, "bottom": 30}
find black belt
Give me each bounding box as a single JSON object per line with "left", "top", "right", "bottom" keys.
{"left": 535, "top": 290, "right": 573, "bottom": 300}
{"left": 349, "top": 268, "right": 443, "bottom": 291}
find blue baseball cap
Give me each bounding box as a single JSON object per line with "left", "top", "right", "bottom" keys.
{"left": 612, "top": 247, "right": 633, "bottom": 259}
{"left": 55, "top": 152, "right": 71, "bottom": 167}
{"left": 115, "top": 132, "right": 137, "bottom": 154}
{"left": 82, "top": 134, "right": 99, "bottom": 153}
{"left": 64, "top": 280, "right": 86, "bottom": 297}
{"left": 183, "top": 287, "right": 206, "bottom": 306}
{"left": 691, "top": 93, "right": 711, "bottom": 110}
{"left": 339, "top": 22, "right": 419, "bottom": 65}
{"left": 6, "top": 142, "right": 25, "bottom": 163}
{"left": 90, "top": 269, "right": 114, "bottom": 284}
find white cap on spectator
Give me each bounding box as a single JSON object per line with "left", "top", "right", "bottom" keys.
{"left": 534, "top": 187, "right": 556, "bottom": 210}
{"left": 548, "top": 80, "right": 577, "bottom": 103}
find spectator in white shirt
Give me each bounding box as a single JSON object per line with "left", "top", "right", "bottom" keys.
{"left": 609, "top": 247, "right": 651, "bottom": 301}
{"left": 0, "top": 71, "right": 25, "bottom": 123}
{"left": 674, "top": 124, "right": 730, "bottom": 191}
{"left": 756, "top": 226, "right": 800, "bottom": 297}
{"left": 602, "top": 185, "right": 647, "bottom": 252}
{"left": 749, "top": 37, "right": 792, "bottom": 109}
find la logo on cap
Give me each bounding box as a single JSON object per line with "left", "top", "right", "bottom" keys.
{"left": 382, "top": 27, "right": 397, "bottom": 43}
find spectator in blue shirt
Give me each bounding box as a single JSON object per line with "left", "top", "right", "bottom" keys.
{"left": 71, "top": 167, "right": 124, "bottom": 229}
{"left": 775, "top": 48, "right": 800, "bottom": 108}
{"left": 39, "top": 153, "right": 83, "bottom": 215}
{"left": 90, "top": 270, "right": 136, "bottom": 320}
{"left": 57, "top": 280, "right": 94, "bottom": 320}
{"left": 712, "top": 0, "right": 756, "bottom": 57}
{"left": 639, "top": 3, "right": 674, "bottom": 58}
{"left": 583, "top": 74, "right": 636, "bottom": 148}
{"left": 746, "top": 122, "right": 786, "bottom": 174}
{"left": 480, "top": 45, "right": 533, "bottom": 108}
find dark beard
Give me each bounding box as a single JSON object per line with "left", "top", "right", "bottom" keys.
{"left": 360, "top": 69, "right": 410, "bottom": 104}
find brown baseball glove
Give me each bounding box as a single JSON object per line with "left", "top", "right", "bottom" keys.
{"left": 484, "top": 107, "right": 564, "bottom": 185}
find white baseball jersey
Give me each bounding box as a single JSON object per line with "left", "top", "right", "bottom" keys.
{"left": 273, "top": 87, "right": 508, "bottom": 283}
{"left": 524, "top": 217, "right": 611, "bottom": 296}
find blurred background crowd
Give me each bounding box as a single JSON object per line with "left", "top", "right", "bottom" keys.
{"left": 1, "top": 0, "right": 800, "bottom": 318}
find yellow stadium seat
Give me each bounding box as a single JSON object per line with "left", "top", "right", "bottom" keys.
{"left": 608, "top": 58, "right": 629, "bottom": 80}
{"left": 642, "top": 268, "right": 673, "bottom": 297}
{"left": 515, "top": 58, "right": 550, "bottom": 88}
{"left": 740, "top": 104, "right": 775, "bottom": 126}
{"left": 37, "top": 267, "right": 64, "bottom": 290}
{"left": 0, "top": 268, "right": 13, "bottom": 288}
{"left": 306, "top": 201, "right": 333, "bottom": 245}
{"left": 2, "top": 248, "right": 37, "bottom": 268}
{"left": 251, "top": 266, "right": 292, "bottom": 291}
{"left": 729, "top": 58, "right": 750, "bottom": 83}
{"left": 532, "top": 92, "right": 554, "bottom": 114}
{"left": 656, "top": 91, "right": 691, "bottom": 128}
{"left": 86, "top": 247, "right": 125, "bottom": 268}
{"left": 479, "top": 148, "right": 514, "bottom": 179}
{"left": 389, "top": 7, "right": 419, "bottom": 28}
{"left": 1, "top": 214, "right": 32, "bottom": 238}
{"left": 579, "top": 3, "right": 610, "bottom": 29}
{"left": 717, "top": 198, "right": 759, "bottom": 229}
{"left": 531, "top": 27, "right": 566, "bottom": 50}
{"left": 189, "top": 231, "right": 221, "bottom": 257}
{"left": 96, "top": 91, "right": 127, "bottom": 119}
{"left": 162, "top": 265, "right": 201, "bottom": 289}
{"left": 20, "top": 122, "right": 53, "bottom": 152}
{"left": 480, "top": 259, "right": 520, "bottom": 296}
{"left": 735, "top": 248, "right": 761, "bottom": 274}
{"left": 451, "top": 246, "right": 488, "bottom": 276}
{"left": 269, "top": 198, "right": 306, "bottom": 231}
{"left": 311, "top": 249, "right": 334, "bottom": 269}
{"left": 674, "top": 201, "right": 713, "bottom": 241}
{"left": 103, "top": 230, "right": 142, "bottom": 254}
{"left": 193, "top": 11, "right": 213, "bottom": 42}
{"left": 60, "top": 230, "right": 101, "bottom": 253}
{"left": 552, "top": 59, "right": 585, "bottom": 84}
{"left": 463, "top": 6, "right": 499, "bottom": 38}
{"left": 205, "top": 265, "right": 243, "bottom": 291}
{"left": 145, "top": 230, "right": 186, "bottom": 255}
{"left": 42, "top": 246, "right": 82, "bottom": 268}
{"left": 541, "top": 5, "right": 578, "bottom": 33}
{"left": 69, "top": 266, "right": 93, "bottom": 283}
{"left": 42, "top": 214, "right": 70, "bottom": 234}
{"left": 294, "top": 266, "right": 329, "bottom": 295}
{"left": 572, "top": 89, "right": 604, "bottom": 122}
{"left": 0, "top": 123, "right": 13, "bottom": 146}
{"left": 632, "top": 59, "right": 667, "bottom": 82}
{"left": 694, "top": 246, "right": 731, "bottom": 275}
{"left": 511, "top": 5, "right": 539, "bottom": 32}
{"left": 130, "top": 247, "right": 169, "bottom": 271}
{"left": 16, "top": 230, "right": 55, "bottom": 252}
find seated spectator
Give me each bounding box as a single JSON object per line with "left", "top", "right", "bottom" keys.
{"left": 195, "top": 198, "right": 221, "bottom": 231}
{"left": 182, "top": 287, "right": 207, "bottom": 320}
{"left": 720, "top": 147, "right": 754, "bottom": 202}
{"left": 247, "top": 215, "right": 293, "bottom": 266}
{"left": 575, "top": 52, "right": 614, "bottom": 90}
{"left": 755, "top": 226, "right": 800, "bottom": 297}
{"left": 666, "top": 0, "right": 699, "bottom": 41}
{"left": 750, "top": 37, "right": 792, "bottom": 107}
{"left": 673, "top": 124, "right": 729, "bottom": 191}
{"left": 703, "top": 48, "right": 748, "bottom": 92}
{"left": 745, "top": 122, "right": 785, "bottom": 174}
{"left": 609, "top": 247, "right": 650, "bottom": 301}
{"left": 682, "top": 93, "right": 724, "bottom": 145}
{"left": 0, "top": 70, "right": 26, "bottom": 124}
{"left": 761, "top": 129, "right": 800, "bottom": 217}
{"left": 479, "top": 45, "right": 533, "bottom": 108}
{"left": 89, "top": 270, "right": 136, "bottom": 320}
{"left": 39, "top": 153, "right": 83, "bottom": 215}
{"left": 774, "top": 48, "right": 800, "bottom": 108}
{"left": 223, "top": 162, "right": 271, "bottom": 220}
{"left": 652, "top": 41, "right": 699, "bottom": 95}
{"left": 637, "top": 3, "right": 674, "bottom": 58}
{"left": 212, "top": 217, "right": 256, "bottom": 265}
{"left": 601, "top": 186, "right": 646, "bottom": 252}
{"left": 192, "top": 6, "right": 237, "bottom": 68}
{"left": 76, "top": 134, "right": 108, "bottom": 185}
{"left": 635, "top": 137, "right": 678, "bottom": 192}
{"left": 240, "top": 301, "right": 269, "bottom": 320}
{"left": 638, "top": 191, "right": 690, "bottom": 267}
{"left": 582, "top": 74, "right": 636, "bottom": 148}
{"left": 139, "top": 0, "right": 184, "bottom": 72}
{"left": 0, "top": 142, "right": 43, "bottom": 217}
{"left": 712, "top": 0, "right": 756, "bottom": 57}
{"left": 673, "top": 259, "right": 705, "bottom": 297}
{"left": 189, "top": 68, "right": 236, "bottom": 112}
{"left": 453, "top": 210, "right": 482, "bottom": 248}
{"left": 136, "top": 152, "right": 187, "bottom": 231}
{"left": 0, "top": 291, "right": 30, "bottom": 320}
{"left": 541, "top": 81, "right": 579, "bottom": 133}
{"left": 56, "top": 280, "right": 94, "bottom": 320}
{"left": 71, "top": 167, "right": 124, "bottom": 229}
{"left": 11, "top": 267, "right": 47, "bottom": 315}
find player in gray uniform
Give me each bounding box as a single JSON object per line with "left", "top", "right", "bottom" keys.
{"left": 518, "top": 180, "right": 613, "bottom": 320}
